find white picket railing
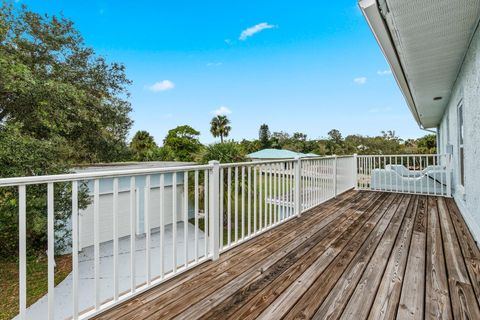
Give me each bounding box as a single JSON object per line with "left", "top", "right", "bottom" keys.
{"left": 0, "top": 155, "right": 356, "bottom": 320}
{"left": 355, "top": 154, "right": 452, "bottom": 197}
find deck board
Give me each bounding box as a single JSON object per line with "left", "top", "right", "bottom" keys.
{"left": 94, "top": 191, "right": 480, "bottom": 320}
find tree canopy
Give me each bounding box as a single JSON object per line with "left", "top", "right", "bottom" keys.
{"left": 162, "top": 125, "right": 202, "bottom": 162}
{"left": 259, "top": 124, "right": 271, "bottom": 148}
{"left": 130, "top": 130, "right": 157, "bottom": 161}
{"left": 210, "top": 115, "right": 231, "bottom": 143}
{"left": 0, "top": 3, "right": 132, "bottom": 256}
{"left": 0, "top": 3, "right": 132, "bottom": 164}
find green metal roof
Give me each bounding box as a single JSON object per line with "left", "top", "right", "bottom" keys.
{"left": 247, "top": 149, "right": 318, "bottom": 159}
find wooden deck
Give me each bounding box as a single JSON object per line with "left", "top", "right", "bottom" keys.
{"left": 94, "top": 191, "right": 480, "bottom": 320}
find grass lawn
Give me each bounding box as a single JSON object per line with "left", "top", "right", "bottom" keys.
{"left": 0, "top": 254, "right": 72, "bottom": 320}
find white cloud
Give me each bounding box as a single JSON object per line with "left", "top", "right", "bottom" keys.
{"left": 213, "top": 106, "right": 232, "bottom": 116}
{"left": 354, "top": 77, "right": 367, "bottom": 85}
{"left": 377, "top": 69, "right": 392, "bottom": 76}
{"left": 147, "top": 80, "right": 175, "bottom": 92}
{"left": 239, "top": 22, "right": 276, "bottom": 41}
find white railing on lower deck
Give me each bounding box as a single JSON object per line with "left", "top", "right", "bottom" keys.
{"left": 355, "top": 154, "right": 452, "bottom": 197}
{"left": 2, "top": 156, "right": 358, "bottom": 320}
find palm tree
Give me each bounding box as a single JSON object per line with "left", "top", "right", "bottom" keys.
{"left": 210, "top": 115, "right": 231, "bottom": 143}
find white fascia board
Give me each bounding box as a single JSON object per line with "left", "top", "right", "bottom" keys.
{"left": 359, "top": 0, "right": 422, "bottom": 127}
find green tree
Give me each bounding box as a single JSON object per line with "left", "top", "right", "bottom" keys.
{"left": 163, "top": 125, "right": 202, "bottom": 161}
{"left": 326, "top": 129, "right": 344, "bottom": 154}
{"left": 129, "top": 130, "right": 157, "bottom": 161}
{"left": 210, "top": 115, "right": 231, "bottom": 143}
{"left": 198, "top": 141, "right": 246, "bottom": 164}
{"left": 0, "top": 125, "right": 89, "bottom": 256}
{"left": 416, "top": 134, "right": 436, "bottom": 154}
{"left": 270, "top": 131, "right": 290, "bottom": 149}
{"left": 0, "top": 3, "right": 132, "bottom": 163}
{"left": 259, "top": 124, "right": 271, "bottom": 148}
{"left": 0, "top": 3, "right": 131, "bottom": 256}
{"left": 239, "top": 139, "right": 261, "bottom": 154}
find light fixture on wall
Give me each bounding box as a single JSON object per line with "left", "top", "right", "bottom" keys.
{"left": 433, "top": 96, "right": 443, "bottom": 101}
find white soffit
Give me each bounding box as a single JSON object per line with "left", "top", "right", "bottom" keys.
{"left": 361, "top": 0, "right": 480, "bottom": 128}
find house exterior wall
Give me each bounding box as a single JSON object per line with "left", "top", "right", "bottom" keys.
{"left": 438, "top": 24, "right": 480, "bottom": 242}
{"left": 79, "top": 174, "right": 190, "bottom": 249}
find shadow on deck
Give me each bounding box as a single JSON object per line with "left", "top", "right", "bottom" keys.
{"left": 94, "top": 190, "right": 480, "bottom": 319}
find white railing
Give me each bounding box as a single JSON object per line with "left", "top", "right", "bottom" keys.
{"left": 1, "top": 156, "right": 358, "bottom": 320}
{"left": 218, "top": 160, "right": 297, "bottom": 252}
{"left": 355, "top": 154, "right": 452, "bottom": 197}
{"left": 2, "top": 164, "right": 213, "bottom": 320}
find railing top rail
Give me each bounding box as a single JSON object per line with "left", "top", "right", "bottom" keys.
{"left": 0, "top": 164, "right": 213, "bottom": 187}
{"left": 356, "top": 154, "right": 448, "bottom": 157}
{"left": 219, "top": 158, "right": 297, "bottom": 168}
{"left": 300, "top": 156, "right": 337, "bottom": 160}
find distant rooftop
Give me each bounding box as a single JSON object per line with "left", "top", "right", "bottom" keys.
{"left": 247, "top": 148, "right": 318, "bottom": 160}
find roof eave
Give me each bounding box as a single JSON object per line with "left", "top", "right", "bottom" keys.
{"left": 359, "top": 0, "right": 424, "bottom": 128}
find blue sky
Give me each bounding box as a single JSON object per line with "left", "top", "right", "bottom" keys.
{"left": 20, "top": 0, "right": 425, "bottom": 144}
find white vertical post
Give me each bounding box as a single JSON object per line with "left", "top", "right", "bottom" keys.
{"left": 71, "top": 181, "right": 79, "bottom": 320}
{"left": 93, "top": 179, "right": 100, "bottom": 310}
{"left": 294, "top": 156, "right": 302, "bottom": 217}
{"left": 19, "top": 185, "right": 26, "bottom": 320}
{"left": 160, "top": 174, "right": 165, "bottom": 277}
{"left": 172, "top": 173, "right": 177, "bottom": 272}
{"left": 227, "top": 167, "right": 231, "bottom": 246}
{"left": 47, "top": 183, "right": 54, "bottom": 320}
{"left": 333, "top": 155, "right": 338, "bottom": 198}
{"left": 193, "top": 172, "right": 198, "bottom": 262}
{"left": 208, "top": 161, "right": 220, "bottom": 261}
{"left": 446, "top": 154, "right": 452, "bottom": 197}
{"left": 144, "top": 175, "right": 151, "bottom": 285}
{"left": 353, "top": 154, "right": 358, "bottom": 190}
{"left": 129, "top": 176, "right": 136, "bottom": 293}
{"left": 112, "top": 178, "right": 119, "bottom": 301}
{"left": 184, "top": 171, "right": 189, "bottom": 266}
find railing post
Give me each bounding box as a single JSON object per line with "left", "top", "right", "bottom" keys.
{"left": 353, "top": 153, "right": 358, "bottom": 190}
{"left": 208, "top": 160, "right": 220, "bottom": 260}
{"left": 333, "top": 155, "right": 338, "bottom": 198}
{"left": 294, "top": 156, "right": 302, "bottom": 217}
{"left": 446, "top": 154, "right": 452, "bottom": 198}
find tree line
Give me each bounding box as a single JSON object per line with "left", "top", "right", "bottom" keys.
{"left": 129, "top": 122, "right": 436, "bottom": 165}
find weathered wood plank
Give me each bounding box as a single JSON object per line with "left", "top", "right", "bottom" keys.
{"left": 446, "top": 198, "right": 480, "bottom": 260}
{"left": 396, "top": 196, "right": 427, "bottom": 320}
{"left": 464, "top": 257, "right": 480, "bottom": 307}
{"left": 192, "top": 192, "right": 389, "bottom": 320}
{"left": 425, "top": 197, "right": 451, "bottom": 320}
{"left": 340, "top": 195, "right": 413, "bottom": 320}
{"left": 120, "top": 192, "right": 377, "bottom": 319}
{"left": 446, "top": 198, "right": 480, "bottom": 306}
{"left": 94, "top": 193, "right": 480, "bottom": 320}
{"left": 276, "top": 193, "right": 400, "bottom": 320}
{"left": 367, "top": 196, "right": 418, "bottom": 320}
{"left": 438, "top": 197, "right": 480, "bottom": 319}
{"left": 309, "top": 194, "right": 408, "bottom": 320}
{"left": 96, "top": 190, "right": 363, "bottom": 319}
